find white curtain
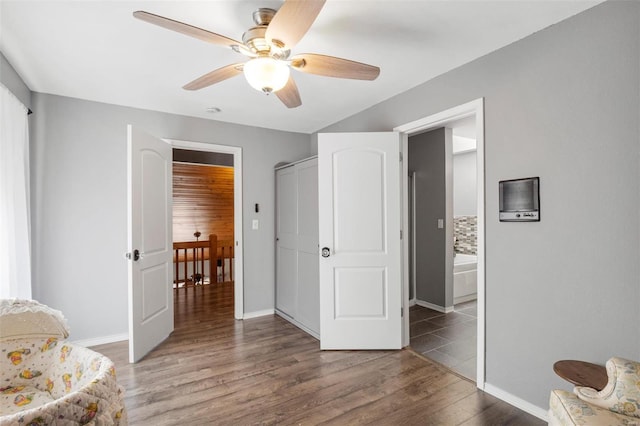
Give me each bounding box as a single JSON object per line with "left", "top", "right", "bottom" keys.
{"left": 0, "top": 83, "right": 32, "bottom": 299}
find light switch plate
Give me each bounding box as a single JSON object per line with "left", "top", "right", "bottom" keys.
{"left": 437, "top": 219, "right": 444, "bottom": 229}
{"left": 252, "top": 219, "right": 259, "bottom": 230}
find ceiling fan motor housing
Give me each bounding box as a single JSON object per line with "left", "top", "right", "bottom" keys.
{"left": 252, "top": 8, "right": 276, "bottom": 26}
{"left": 243, "top": 8, "right": 288, "bottom": 59}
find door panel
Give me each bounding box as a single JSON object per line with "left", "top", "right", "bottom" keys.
{"left": 297, "top": 161, "right": 318, "bottom": 254}
{"left": 140, "top": 265, "right": 170, "bottom": 322}
{"left": 335, "top": 267, "right": 386, "bottom": 318}
{"left": 334, "top": 150, "right": 385, "bottom": 253}
{"left": 296, "top": 159, "right": 320, "bottom": 334}
{"left": 275, "top": 167, "right": 298, "bottom": 318}
{"left": 128, "top": 125, "right": 173, "bottom": 363}
{"left": 319, "top": 132, "right": 402, "bottom": 350}
{"left": 297, "top": 251, "right": 319, "bottom": 333}
{"left": 276, "top": 247, "right": 297, "bottom": 317}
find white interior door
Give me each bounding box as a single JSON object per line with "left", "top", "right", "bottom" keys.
{"left": 318, "top": 132, "right": 402, "bottom": 349}
{"left": 127, "top": 125, "right": 174, "bottom": 363}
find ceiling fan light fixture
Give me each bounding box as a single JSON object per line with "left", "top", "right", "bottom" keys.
{"left": 243, "top": 57, "right": 290, "bottom": 94}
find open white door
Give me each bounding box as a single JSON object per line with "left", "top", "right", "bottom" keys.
{"left": 127, "top": 125, "right": 174, "bottom": 363}
{"left": 318, "top": 132, "right": 402, "bottom": 349}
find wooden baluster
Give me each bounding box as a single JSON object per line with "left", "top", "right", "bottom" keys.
{"left": 221, "top": 247, "right": 226, "bottom": 282}
{"left": 174, "top": 249, "right": 179, "bottom": 288}
{"left": 209, "top": 234, "right": 217, "bottom": 285}
{"left": 192, "top": 248, "right": 196, "bottom": 285}
{"left": 229, "top": 245, "right": 233, "bottom": 282}
{"left": 200, "top": 247, "right": 205, "bottom": 285}
{"left": 183, "top": 248, "right": 188, "bottom": 287}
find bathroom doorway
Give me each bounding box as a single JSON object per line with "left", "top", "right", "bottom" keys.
{"left": 396, "top": 99, "right": 484, "bottom": 385}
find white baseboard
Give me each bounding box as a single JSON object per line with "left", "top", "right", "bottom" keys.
{"left": 483, "top": 383, "right": 549, "bottom": 422}
{"left": 275, "top": 309, "right": 320, "bottom": 340}
{"left": 454, "top": 294, "right": 477, "bottom": 305}
{"left": 72, "top": 333, "right": 128, "bottom": 348}
{"left": 409, "top": 298, "right": 416, "bottom": 307}
{"left": 415, "top": 299, "right": 454, "bottom": 313}
{"left": 243, "top": 309, "right": 275, "bottom": 319}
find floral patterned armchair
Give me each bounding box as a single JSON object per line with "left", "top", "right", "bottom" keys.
{"left": 549, "top": 357, "right": 640, "bottom": 425}
{"left": 0, "top": 299, "right": 127, "bottom": 425}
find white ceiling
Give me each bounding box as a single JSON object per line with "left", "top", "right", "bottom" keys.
{"left": 0, "top": 1, "right": 601, "bottom": 134}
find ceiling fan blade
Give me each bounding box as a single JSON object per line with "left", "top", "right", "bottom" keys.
{"left": 291, "top": 53, "right": 380, "bottom": 81}
{"left": 133, "top": 11, "right": 243, "bottom": 49}
{"left": 183, "top": 63, "right": 244, "bottom": 90}
{"left": 265, "top": 0, "right": 326, "bottom": 50}
{"left": 276, "top": 76, "right": 302, "bottom": 108}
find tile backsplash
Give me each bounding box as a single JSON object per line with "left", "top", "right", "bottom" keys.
{"left": 454, "top": 216, "right": 477, "bottom": 255}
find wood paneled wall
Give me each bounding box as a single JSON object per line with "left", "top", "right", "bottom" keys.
{"left": 173, "top": 163, "right": 234, "bottom": 243}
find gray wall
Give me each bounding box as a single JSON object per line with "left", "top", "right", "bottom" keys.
{"left": 409, "top": 128, "right": 450, "bottom": 307}
{"left": 1, "top": 51, "right": 31, "bottom": 109}
{"left": 316, "top": 1, "right": 640, "bottom": 411}
{"left": 453, "top": 151, "right": 477, "bottom": 216}
{"left": 29, "top": 93, "right": 311, "bottom": 341}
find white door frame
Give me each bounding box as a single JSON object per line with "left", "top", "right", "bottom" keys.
{"left": 394, "top": 98, "right": 485, "bottom": 388}
{"left": 166, "top": 138, "right": 244, "bottom": 320}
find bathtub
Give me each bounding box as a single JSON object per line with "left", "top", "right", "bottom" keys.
{"left": 454, "top": 254, "right": 477, "bottom": 304}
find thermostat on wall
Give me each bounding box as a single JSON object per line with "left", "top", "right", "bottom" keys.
{"left": 499, "top": 177, "right": 540, "bottom": 222}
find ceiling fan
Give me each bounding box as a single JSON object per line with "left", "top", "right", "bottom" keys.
{"left": 133, "top": 0, "right": 380, "bottom": 108}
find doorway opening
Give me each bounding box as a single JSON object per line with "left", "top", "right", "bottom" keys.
{"left": 405, "top": 119, "right": 478, "bottom": 381}
{"left": 395, "top": 98, "right": 485, "bottom": 388}
{"left": 171, "top": 149, "right": 235, "bottom": 318}
{"left": 168, "top": 139, "right": 244, "bottom": 320}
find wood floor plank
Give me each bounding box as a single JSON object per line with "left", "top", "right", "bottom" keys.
{"left": 91, "top": 283, "right": 545, "bottom": 425}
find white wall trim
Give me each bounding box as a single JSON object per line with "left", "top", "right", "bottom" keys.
{"left": 243, "top": 309, "right": 275, "bottom": 319}
{"left": 275, "top": 310, "right": 320, "bottom": 340}
{"left": 483, "top": 384, "right": 549, "bottom": 422}
{"left": 274, "top": 155, "right": 318, "bottom": 171}
{"left": 411, "top": 171, "right": 417, "bottom": 309}
{"left": 395, "top": 97, "right": 486, "bottom": 390}
{"left": 72, "top": 333, "right": 128, "bottom": 348}
{"left": 401, "top": 134, "right": 410, "bottom": 347}
{"left": 395, "top": 99, "right": 482, "bottom": 134}
{"left": 166, "top": 138, "right": 245, "bottom": 320}
{"left": 415, "top": 299, "right": 454, "bottom": 313}
{"left": 454, "top": 294, "right": 478, "bottom": 305}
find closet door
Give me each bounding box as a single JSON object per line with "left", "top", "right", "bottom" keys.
{"left": 296, "top": 159, "right": 319, "bottom": 334}
{"left": 275, "top": 166, "right": 297, "bottom": 318}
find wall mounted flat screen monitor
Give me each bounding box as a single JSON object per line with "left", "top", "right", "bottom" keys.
{"left": 499, "top": 177, "right": 540, "bottom": 222}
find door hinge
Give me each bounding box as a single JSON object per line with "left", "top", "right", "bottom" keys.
{"left": 400, "top": 230, "right": 403, "bottom": 240}
{"left": 401, "top": 307, "right": 404, "bottom": 317}
{"left": 399, "top": 152, "right": 403, "bottom": 162}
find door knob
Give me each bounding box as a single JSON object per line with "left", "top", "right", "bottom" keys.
{"left": 321, "top": 247, "right": 331, "bottom": 258}
{"left": 126, "top": 249, "right": 141, "bottom": 261}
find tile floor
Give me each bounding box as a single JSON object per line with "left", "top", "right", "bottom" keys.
{"left": 410, "top": 300, "right": 477, "bottom": 381}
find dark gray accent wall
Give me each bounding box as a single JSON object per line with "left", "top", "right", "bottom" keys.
{"left": 0, "top": 51, "right": 31, "bottom": 108}
{"left": 29, "top": 93, "right": 311, "bottom": 341}
{"left": 315, "top": 1, "right": 640, "bottom": 412}
{"left": 409, "top": 128, "right": 446, "bottom": 306}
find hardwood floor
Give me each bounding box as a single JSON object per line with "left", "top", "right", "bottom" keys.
{"left": 92, "top": 283, "right": 544, "bottom": 425}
